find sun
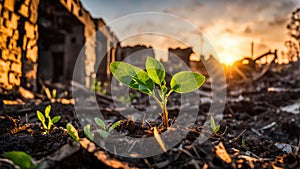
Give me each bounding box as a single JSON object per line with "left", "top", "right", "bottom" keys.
{"left": 221, "top": 56, "right": 236, "bottom": 66}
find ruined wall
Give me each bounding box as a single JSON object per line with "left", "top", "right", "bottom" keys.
{"left": 0, "top": 0, "right": 120, "bottom": 90}
{"left": 57, "top": 0, "right": 119, "bottom": 87}
{"left": 168, "top": 47, "right": 193, "bottom": 67}
{"left": 0, "top": 0, "right": 39, "bottom": 90}
{"left": 94, "top": 18, "right": 119, "bottom": 82}
{"left": 117, "top": 45, "right": 155, "bottom": 69}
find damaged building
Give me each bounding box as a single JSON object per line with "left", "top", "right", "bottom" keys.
{"left": 0, "top": 0, "right": 203, "bottom": 93}
{"left": 0, "top": 0, "right": 119, "bottom": 91}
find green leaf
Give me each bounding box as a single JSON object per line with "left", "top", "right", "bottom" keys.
{"left": 47, "top": 121, "right": 52, "bottom": 131}
{"left": 51, "top": 116, "right": 61, "bottom": 123}
{"left": 161, "top": 85, "right": 168, "bottom": 94}
{"left": 215, "top": 125, "right": 220, "bottom": 133}
{"left": 97, "top": 129, "right": 110, "bottom": 140}
{"left": 36, "top": 111, "right": 45, "bottom": 123}
{"left": 210, "top": 116, "right": 216, "bottom": 129}
{"left": 66, "top": 123, "right": 80, "bottom": 142}
{"left": 146, "top": 57, "right": 165, "bottom": 86}
{"left": 3, "top": 151, "right": 36, "bottom": 169}
{"left": 94, "top": 118, "right": 106, "bottom": 130}
{"left": 45, "top": 105, "right": 51, "bottom": 119}
{"left": 110, "top": 62, "right": 154, "bottom": 95}
{"left": 84, "top": 124, "right": 94, "bottom": 141}
{"left": 108, "top": 121, "right": 121, "bottom": 133}
{"left": 170, "top": 71, "right": 205, "bottom": 93}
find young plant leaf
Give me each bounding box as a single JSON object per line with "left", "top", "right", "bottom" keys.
{"left": 3, "top": 151, "right": 36, "bottom": 169}
{"left": 145, "top": 57, "right": 165, "bottom": 86}
{"left": 94, "top": 118, "right": 106, "bottom": 130}
{"left": 51, "top": 116, "right": 61, "bottom": 123}
{"left": 47, "top": 121, "right": 52, "bottom": 131}
{"left": 110, "top": 62, "right": 154, "bottom": 95}
{"left": 84, "top": 124, "right": 94, "bottom": 141}
{"left": 170, "top": 71, "right": 205, "bottom": 93}
{"left": 210, "top": 116, "right": 216, "bottom": 130}
{"left": 108, "top": 121, "right": 120, "bottom": 133}
{"left": 215, "top": 125, "right": 220, "bottom": 133}
{"left": 97, "top": 129, "right": 110, "bottom": 140}
{"left": 45, "top": 105, "right": 51, "bottom": 119}
{"left": 36, "top": 111, "right": 45, "bottom": 123}
{"left": 66, "top": 123, "right": 80, "bottom": 142}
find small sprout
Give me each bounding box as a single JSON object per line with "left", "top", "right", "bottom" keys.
{"left": 94, "top": 118, "right": 106, "bottom": 130}
{"left": 242, "top": 136, "right": 246, "bottom": 146}
{"left": 66, "top": 123, "right": 80, "bottom": 142}
{"left": 110, "top": 57, "right": 206, "bottom": 127}
{"left": 36, "top": 105, "right": 61, "bottom": 134}
{"left": 97, "top": 129, "right": 110, "bottom": 140}
{"left": 84, "top": 118, "right": 121, "bottom": 140}
{"left": 210, "top": 116, "right": 220, "bottom": 134}
{"left": 52, "top": 89, "right": 57, "bottom": 99}
{"left": 84, "top": 124, "right": 94, "bottom": 141}
{"left": 3, "top": 151, "right": 46, "bottom": 169}
{"left": 108, "top": 120, "right": 120, "bottom": 133}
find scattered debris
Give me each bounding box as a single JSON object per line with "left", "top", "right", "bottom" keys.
{"left": 215, "top": 142, "right": 232, "bottom": 163}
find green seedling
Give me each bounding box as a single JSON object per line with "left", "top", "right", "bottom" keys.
{"left": 110, "top": 56, "right": 206, "bottom": 127}
{"left": 3, "top": 151, "right": 46, "bottom": 169}
{"left": 66, "top": 123, "right": 80, "bottom": 142}
{"left": 210, "top": 116, "right": 220, "bottom": 135}
{"left": 242, "top": 137, "right": 246, "bottom": 146}
{"left": 52, "top": 89, "right": 57, "bottom": 99}
{"left": 84, "top": 118, "right": 121, "bottom": 140}
{"left": 36, "top": 105, "right": 61, "bottom": 134}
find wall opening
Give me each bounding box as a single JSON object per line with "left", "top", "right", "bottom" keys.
{"left": 37, "top": 0, "right": 85, "bottom": 85}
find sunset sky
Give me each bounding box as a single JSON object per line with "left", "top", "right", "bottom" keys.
{"left": 81, "top": 0, "right": 299, "bottom": 64}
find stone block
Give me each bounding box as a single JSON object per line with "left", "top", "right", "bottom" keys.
{"left": 0, "top": 59, "right": 10, "bottom": 72}
{"left": 2, "top": 8, "right": 10, "bottom": 19}
{"left": 11, "top": 62, "right": 22, "bottom": 74}
{"left": 29, "top": 0, "right": 39, "bottom": 23}
{"left": 0, "top": 71, "right": 9, "bottom": 85}
{"left": 9, "top": 72, "right": 20, "bottom": 86}
{"left": 26, "top": 45, "right": 38, "bottom": 62}
{"left": 29, "top": 11, "right": 38, "bottom": 23}
{"left": 4, "top": 0, "right": 15, "bottom": 12}
{"left": 18, "top": 4, "right": 29, "bottom": 18}
{"left": 0, "top": 23, "right": 13, "bottom": 36}
{"left": 10, "top": 13, "right": 19, "bottom": 29}
{"left": 25, "top": 21, "right": 35, "bottom": 38}
{"left": 1, "top": 49, "right": 9, "bottom": 60}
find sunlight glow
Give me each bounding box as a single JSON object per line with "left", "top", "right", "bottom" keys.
{"left": 221, "top": 56, "right": 236, "bottom": 66}
{"left": 216, "top": 35, "right": 242, "bottom": 66}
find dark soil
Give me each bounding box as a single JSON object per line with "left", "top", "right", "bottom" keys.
{"left": 0, "top": 62, "right": 299, "bottom": 169}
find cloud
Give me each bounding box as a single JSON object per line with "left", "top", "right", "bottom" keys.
{"left": 268, "top": 15, "right": 288, "bottom": 26}
{"left": 100, "top": 0, "right": 298, "bottom": 62}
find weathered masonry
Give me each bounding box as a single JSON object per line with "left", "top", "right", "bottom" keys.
{"left": 0, "top": 0, "right": 119, "bottom": 90}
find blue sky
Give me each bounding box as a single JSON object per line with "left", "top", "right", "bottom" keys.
{"left": 81, "top": 0, "right": 299, "bottom": 63}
